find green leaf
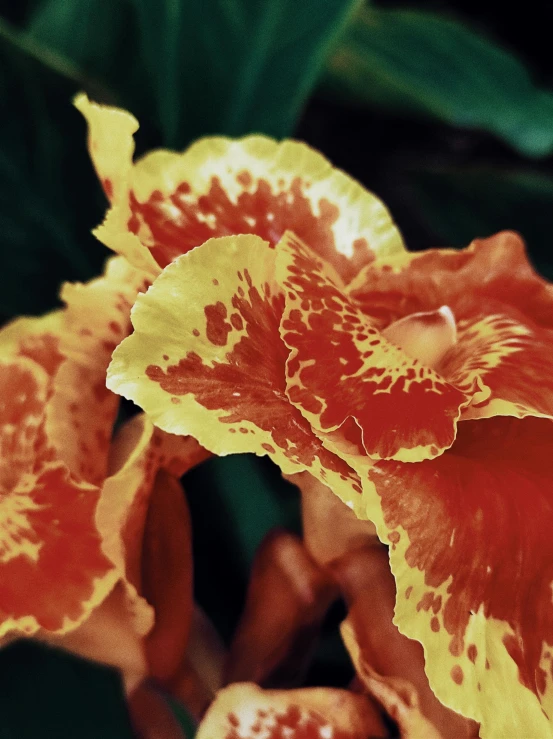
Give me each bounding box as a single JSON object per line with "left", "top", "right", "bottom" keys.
{"left": 26, "top": 0, "right": 149, "bottom": 115}
{"left": 406, "top": 167, "right": 553, "bottom": 277}
{"left": 322, "top": 7, "right": 553, "bottom": 157}
{"left": 0, "top": 19, "right": 108, "bottom": 321}
{"left": 0, "top": 642, "right": 134, "bottom": 739}
{"left": 130, "top": 0, "right": 361, "bottom": 146}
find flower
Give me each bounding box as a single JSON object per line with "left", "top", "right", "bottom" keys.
{"left": 0, "top": 255, "right": 209, "bottom": 692}
{"left": 193, "top": 518, "right": 471, "bottom": 739}
{"left": 78, "top": 97, "right": 553, "bottom": 736}
{"left": 74, "top": 93, "right": 403, "bottom": 284}
{"left": 106, "top": 226, "right": 553, "bottom": 737}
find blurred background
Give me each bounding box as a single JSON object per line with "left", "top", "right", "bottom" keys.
{"left": 0, "top": 0, "right": 552, "bottom": 735}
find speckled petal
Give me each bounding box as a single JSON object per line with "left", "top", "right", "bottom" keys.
{"left": 364, "top": 415, "right": 553, "bottom": 738}
{"left": 77, "top": 96, "right": 405, "bottom": 283}
{"left": 108, "top": 235, "right": 363, "bottom": 509}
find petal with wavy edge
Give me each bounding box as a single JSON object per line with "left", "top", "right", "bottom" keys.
{"left": 348, "top": 231, "right": 553, "bottom": 330}
{"left": 0, "top": 357, "right": 50, "bottom": 489}
{"left": 108, "top": 234, "right": 363, "bottom": 508}
{"left": 363, "top": 416, "right": 553, "bottom": 738}
{"left": 440, "top": 312, "right": 553, "bottom": 421}
{"left": 196, "top": 682, "right": 386, "bottom": 739}
{"left": 73, "top": 94, "right": 138, "bottom": 203}
{"left": 0, "top": 460, "right": 115, "bottom": 638}
{"left": 276, "top": 232, "right": 468, "bottom": 462}
{"left": 341, "top": 620, "right": 445, "bottom": 739}
{"left": 51, "top": 256, "right": 149, "bottom": 485}
{"left": 98, "top": 413, "right": 208, "bottom": 639}
{"left": 76, "top": 95, "right": 405, "bottom": 283}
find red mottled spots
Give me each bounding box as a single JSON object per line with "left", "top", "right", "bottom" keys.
{"left": 236, "top": 171, "right": 253, "bottom": 188}
{"left": 205, "top": 302, "right": 233, "bottom": 346}
{"left": 163, "top": 354, "right": 169, "bottom": 361}
{"left": 128, "top": 176, "right": 371, "bottom": 282}
{"left": 144, "top": 277, "right": 358, "bottom": 487}
{"left": 102, "top": 178, "right": 113, "bottom": 199}
{"left": 451, "top": 665, "right": 464, "bottom": 685}
{"left": 388, "top": 531, "right": 400, "bottom": 549}
{"left": 278, "top": 235, "right": 467, "bottom": 460}
{"left": 467, "top": 644, "right": 478, "bottom": 663}
{"left": 431, "top": 617, "right": 440, "bottom": 633}
{"left": 371, "top": 416, "right": 553, "bottom": 700}
{"left": 405, "top": 586, "right": 413, "bottom": 600}
{"left": 0, "top": 463, "right": 113, "bottom": 631}
{"left": 18, "top": 334, "right": 64, "bottom": 377}
{"left": 0, "top": 363, "right": 45, "bottom": 427}
{"left": 223, "top": 704, "right": 357, "bottom": 739}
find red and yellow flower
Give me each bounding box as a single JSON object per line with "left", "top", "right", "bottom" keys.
{"left": 77, "top": 97, "right": 553, "bottom": 737}
{"left": 0, "top": 254, "right": 208, "bottom": 692}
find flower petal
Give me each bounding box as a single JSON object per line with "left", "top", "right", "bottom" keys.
{"left": 98, "top": 413, "right": 208, "bottom": 640}
{"left": 53, "top": 256, "right": 149, "bottom": 485}
{"left": 141, "top": 470, "right": 194, "bottom": 685}
{"left": 334, "top": 547, "right": 477, "bottom": 738}
{"left": 108, "top": 235, "right": 363, "bottom": 508}
{"left": 77, "top": 96, "right": 405, "bottom": 283}
{"left": 0, "top": 353, "right": 116, "bottom": 637}
{"left": 225, "top": 530, "right": 337, "bottom": 686}
{"left": 196, "top": 682, "right": 387, "bottom": 739}
{"left": 342, "top": 621, "right": 445, "bottom": 739}
{"left": 348, "top": 231, "right": 553, "bottom": 330}
{"left": 0, "top": 357, "right": 50, "bottom": 487}
{"left": 276, "top": 232, "right": 468, "bottom": 462}
{"left": 0, "top": 460, "right": 116, "bottom": 638}
{"left": 366, "top": 415, "right": 553, "bottom": 738}
{"left": 441, "top": 312, "right": 553, "bottom": 421}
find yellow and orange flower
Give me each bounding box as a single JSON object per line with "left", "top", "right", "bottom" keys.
{"left": 79, "top": 97, "right": 553, "bottom": 737}
{"left": 0, "top": 255, "right": 209, "bottom": 692}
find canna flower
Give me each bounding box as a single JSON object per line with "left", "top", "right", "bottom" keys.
{"left": 106, "top": 225, "right": 553, "bottom": 737}
{"left": 194, "top": 523, "right": 462, "bottom": 739}
{"left": 78, "top": 97, "right": 553, "bottom": 735}
{"left": 0, "top": 256, "right": 209, "bottom": 692}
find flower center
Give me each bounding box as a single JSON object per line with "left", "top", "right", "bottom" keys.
{"left": 382, "top": 305, "right": 457, "bottom": 369}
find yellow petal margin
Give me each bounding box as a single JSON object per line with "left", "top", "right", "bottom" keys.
{"left": 107, "top": 234, "right": 363, "bottom": 510}
{"left": 76, "top": 94, "right": 405, "bottom": 284}
{"left": 358, "top": 416, "right": 553, "bottom": 738}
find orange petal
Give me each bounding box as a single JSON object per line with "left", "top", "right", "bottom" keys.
{"left": 98, "top": 413, "right": 208, "bottom": 641}
{"left": 348, "top": 231, "right": 553, "bottom": 331}
{"left": 76, "top": 96, "right": 405, "bottom": 283}
{"left": 333, "top": 546, "right": 477, "bottom": 738}
{"left": 0, "top": 460, "right": 115, "bottom": 638}
{"left": 196, "top": 682, "right": 387, "bottom": 739}
{"left": 366, "top": 415, "right": 553, "bottom": 737}
{"left": 108, "top": 234, "right": 363, "bottom": 509}
{"left": 142, "top": 470, "right": 194, "bottom": 685}
{"left": 441, "top": 312, "right": 553, "bottom": 421}
{"left": 342, "top": 620, "right": 446, "bottom": 739}
{"left": 382, "top": 306, "right": 457, "bottom": 369}
{"left": 47, "top": 582, "right": 148, "bottom": 694}
{"left": 289, "top": 471, "right": 377, "bottom": 566}
{"left": 276, "top": 232, "right": 468, "bottom": 462}
{"left": 169, "top": 606, "right": 227, "bottom": 721}
{"left": 52, "top": 255, "right": 149, "bottom": 485}
{"left": 225, "top": 530, "right": 337, "bottom": 686}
